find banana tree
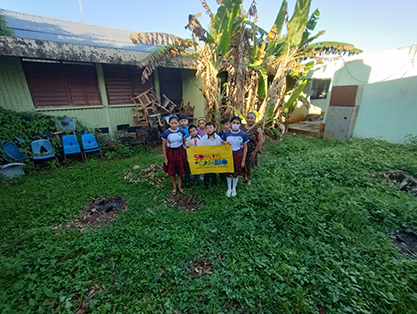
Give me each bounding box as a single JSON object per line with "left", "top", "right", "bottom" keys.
{"left": 241, "top": 0, "right": 362, "bottom": 131}
{"left": 133, "top": 0, "right": 361, "bottom": 132}
{"left": 134, "top": 0, "right": 244, "bottom": 125}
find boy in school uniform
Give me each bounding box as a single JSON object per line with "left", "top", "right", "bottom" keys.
{"left": 218, "top": 118, "right": 230, "bottom": 138}
{"left": 178, "top": 114, "right": 190, "bottom": 138}
{"left": 184, "top": 125, "right": 200, "bottom": 187}
{"left": 199, "top": 122, "right": 223, "bottom": 189}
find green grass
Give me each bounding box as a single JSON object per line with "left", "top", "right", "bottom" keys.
{"left": 1, "top": 137, "right": 417, "bottom": 314}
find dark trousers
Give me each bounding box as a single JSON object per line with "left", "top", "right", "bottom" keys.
{"left": 204, "top": 173, "right": 217, "bottom": 187}
{"left": 185, "top": 169, "right": 199, "bottom": 185}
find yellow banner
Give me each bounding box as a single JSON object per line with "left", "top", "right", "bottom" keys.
{"left": 186, "top": 145, "right": 234, "bottom": 174}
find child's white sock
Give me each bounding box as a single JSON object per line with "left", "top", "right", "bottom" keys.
{"left": 232, "top": 177, "right": 238, "bottom": 190}
{"left": 227, "top": 177, "right": 232, "bottom": 190}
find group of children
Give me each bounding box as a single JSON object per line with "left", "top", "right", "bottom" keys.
{"left": 161, "top": 114, "right": 249, "bottom": 197}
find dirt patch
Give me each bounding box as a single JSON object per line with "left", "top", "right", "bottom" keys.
{"left": 164, "top": 194, "right": 205, "bottom": 212}
{"left": 374, "top": 170, "right": 417, "bottom": 197}
{"left": 124, "top": 163, "right": 168, "bottom": 189}
{"left": 191, "top": 259, "right": 213, "bottom": 276}
{"left": 392, "top": 229, "right": 417, "bottom": 257}
{"left": 53, "top": 196, "right": 127, "bottom": 232}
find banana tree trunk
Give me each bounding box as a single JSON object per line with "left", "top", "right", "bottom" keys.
{"left": 196, "top": 47, "right": 220, "bottom": 125}
{"left": 226, "top": 25, "right": 247, "bottom": 116}
{"left": 245, "top": 70, "right": 259, "bottom": 114}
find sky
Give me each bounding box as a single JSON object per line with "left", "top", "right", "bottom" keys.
{"left": 1, "top": 0, "right": 417, "bottom": 55}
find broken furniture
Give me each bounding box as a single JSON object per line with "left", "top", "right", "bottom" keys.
{"left": 1, "top": 142, "right": 26, "bottom": 181}
{"left": 31, "top": 139, "right": 60, "bottom": 168}
{"left": 95, "top": 127, "right": 113, "bottom": 147}
{"left": 0, "top": 163, "right": 25, "bottom": 181}
{"left": 161, "top": 94, "right": 178, "bottom": 115}
{"left": 177, "top": 101, "right": 196, "bottom": 124}
{"left": 2, "top": 142, "right": 27, "bottom": 162}
{"left": 53, "top": 116, "right": 76, "bottom": 142}
{"left": 115, "top": 124, "right": 130, "bottom": 142}
{"left": 131, "top": 88, "right": 178, "bottom": 130}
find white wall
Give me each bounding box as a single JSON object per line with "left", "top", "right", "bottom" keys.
{"left": 307, "top": 44, "right": 417, "bottom": 142}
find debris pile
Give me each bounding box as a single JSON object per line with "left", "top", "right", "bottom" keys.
{"left": 392, "top": 229, "right": 417, "bottom": 257}
{"left": 124, "top": 163, "right": 168, "bottom": 187}
{"left": 191, "top": 259, "right": 213, "bottom": 276}
{"left": 164, "top": 194, "right": 205, "bottom": 212}
{"left": 53, "top": 196, "right": 127, "bottom": 232}
{"left": 374, "top": 170, "right": 417, "bottom": 197}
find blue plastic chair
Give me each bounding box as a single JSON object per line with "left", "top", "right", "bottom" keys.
{"left": 81, "top": 133, "right": 103, "bottom": 159}
{"left": 2, "top": 142, "right": 27, "bottom": 162}
{"left": 62, "top": 135, "right": 84, "bottom": 161}
{"left": 31, "top": 139, "right": 60, "bottom": 168}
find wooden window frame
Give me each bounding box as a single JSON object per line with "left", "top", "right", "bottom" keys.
{"left": 102, "top": 64, "right": 153, "bottom": 106}
{"left": 21, "top": 58, "right": 102, "bottom": 109}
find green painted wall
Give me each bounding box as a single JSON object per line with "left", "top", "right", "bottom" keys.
{"left": 181, "top": 69, "right": 205, "bottom": 120}
{"left": 0, "top": 56, "right": 34, "bottom": 111}
{"left": 0, "top": 57, "right": 204, "bottom": 137}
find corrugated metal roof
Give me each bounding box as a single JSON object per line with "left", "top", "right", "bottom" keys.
{"left": 2, "top": 10, "right": 165, "bottom": 53}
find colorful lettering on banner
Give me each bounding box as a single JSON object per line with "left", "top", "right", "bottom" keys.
{"left": 186, "top": 145, "right": 234, "bottom": 174}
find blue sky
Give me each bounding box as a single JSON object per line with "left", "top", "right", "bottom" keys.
{"left": 1, "top": 0, "right": 417, "bottom": 55}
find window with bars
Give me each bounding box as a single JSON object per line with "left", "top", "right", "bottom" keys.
{"left": 310, "top": 79, "right": 331, "bottom": 100}
{"left": 22, "top": 59, "right": 102, "bottom": 108}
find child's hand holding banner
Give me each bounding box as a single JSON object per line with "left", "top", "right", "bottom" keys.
{"left": 186, "top": 145, "right": 234, "bottom": 174}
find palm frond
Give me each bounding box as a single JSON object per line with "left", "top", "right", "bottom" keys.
{"left": 200, "top": 0, "right": 215, "bottom": 28}
{"left": 138, "top": 40, "right": 195, "bottom": 83}
{"left": 307, "top": 41, "right": 363, "bottom": 56}
{"left": 185, "top": 13, "right": 211, "bottom": 42}
{"left": 247, "top": 0, "right": 258, "bottom": 23}
{"left": 130, "top": 32, "right": 188, "bottom": 46}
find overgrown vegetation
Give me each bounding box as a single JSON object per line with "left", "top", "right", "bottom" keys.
{"left": 1, "top": 137, "right": 416, "bottom": 313}
{"left": 134, "top": 0, "right": 361, "bottom": 129}
{"left": 0, "top": 107, "right": 92, "bottom": 161}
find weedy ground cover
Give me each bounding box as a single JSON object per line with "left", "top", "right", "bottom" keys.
{"left": 1, "top": 136, "right": 416, "bottom": 313}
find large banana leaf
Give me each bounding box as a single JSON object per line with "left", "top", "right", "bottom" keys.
{"left": 283, "top": 60, "right": 314, "bottom": 110}
{"left": 300, "top": 8, "right": 319, "bottom": 45}
{"left": 287, "top": 0, "right": 312, "bottom": 47}
{"left": 283, "top": 79, "right": 308, "bottom": 111}
{"left": 214, "top": 0, "right": 243, "bottom": 55}
{"left": 265, "top": 0, "right": 288, "bottom": 57}
{"left": 307, "top": 41, "right": 363, "bottom": 55}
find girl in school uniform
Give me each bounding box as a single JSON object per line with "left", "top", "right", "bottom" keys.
{"left": 221, "top": 116, "right": 249, "bottom": 197}
{"left": 161, "top": 116, "right": 187, "bottom": 196}
{"left": 197, "top": 117, "right": 207, "bottom": 136}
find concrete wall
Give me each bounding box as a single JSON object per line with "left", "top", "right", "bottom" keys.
{"left": 307, "top": 44, "right": 417, "bottom": 142}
